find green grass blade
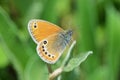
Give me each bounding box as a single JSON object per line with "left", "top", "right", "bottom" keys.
{"left": 106, "top": 5, "right": 120, "bottom": 80}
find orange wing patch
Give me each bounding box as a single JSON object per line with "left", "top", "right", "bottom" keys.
{"left": 37, "top": 40, "right": 60, "bottom": 64}
{"left": 28, "top": 20, "right": 63, "bottom": 43}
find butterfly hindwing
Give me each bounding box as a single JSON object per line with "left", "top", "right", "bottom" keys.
{"left": 37, "top": 33, "right": 67, "bottom": 64}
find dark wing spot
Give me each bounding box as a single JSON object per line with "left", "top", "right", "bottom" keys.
{"left": 43, "top": 40, "right": 47, "bottom": 44}
{"left": 52, "top": 56, "right": 54, "bottom": 58}
{"left": 48, "top": 54, "right": 51, "bottom": 57}
{"left": 42, "top": 49, "right": 45, "bottom": 52}
{"left": 45, "top": 52, "right": 47, "bottom": 54}
{"left": 34, "top": 23, "right": 37, "bottom": 28}
{"left": 42, "top": 46, "right": 44, "bottom": 48}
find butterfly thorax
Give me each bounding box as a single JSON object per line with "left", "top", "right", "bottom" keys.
{"left": 59, "top": 30, "right": 73, "bottom": 45}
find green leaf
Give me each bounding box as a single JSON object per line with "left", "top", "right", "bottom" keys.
{"left": 106, "top": 5, "right": 120, "bottom": 80}
{"left": 0, "top": 36, "right": 9, "bottom": 68}
{"left": 24, "top": 55, "right": 48, "bottom": 80}
{"left": 63, "top": 51, "right": 93, "bottom": 72}
{"left": 76, "top": 0, "right": 99, "bottom": 73}
{"left": 86, "top": 66, "right": 108, "bottom": 80}
{"left": 0, "top": 6, "right": 34, "bottom": 80}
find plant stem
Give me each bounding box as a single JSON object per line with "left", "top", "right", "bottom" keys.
{"left": 49, "top": 67, "right": 63, "bottom": 80}
{"left": 62, "top": 40, "right": 76, "bottom": 67}
{"left": 46, "top": 63, "right": 52, "bottom": 73}
{"left": 49, "top": 40, "right": 76, "bottom": 80}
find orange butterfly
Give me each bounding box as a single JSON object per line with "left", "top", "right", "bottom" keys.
{"left": 28, "top": 19, "right": 73, "bottom": 64}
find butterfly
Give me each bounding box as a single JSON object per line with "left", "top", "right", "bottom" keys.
{"left": 28, "top": 19, "right": 73, "bottom": 64}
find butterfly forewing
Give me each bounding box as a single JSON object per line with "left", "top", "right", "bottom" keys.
{"left": 28, "top": 19, "right": 64, "bottom": 44}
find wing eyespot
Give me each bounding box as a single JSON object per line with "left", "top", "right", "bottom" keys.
{"left": 33, "top": 23, "right": 37, "bottom": 28}
{"left": 42, "top": 49, "right": 45, "bottom": 52}
{"left": 43, "top": 40, "right": 47, "bottom": 44}
{"left": 48, "top": 54, "right": 51, "bottom": 57}
{"left": 45, "top": 52, "right": 47, "bottom": 55}
{"left": 42, "top": 46, "right": 44, "bottom": 48}
{"left": 52, "top": 56, "right": 54, "bottom": 58}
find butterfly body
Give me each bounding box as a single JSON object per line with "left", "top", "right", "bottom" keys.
{"left": 28, "top": 19, "right": 72, "bottom": 64}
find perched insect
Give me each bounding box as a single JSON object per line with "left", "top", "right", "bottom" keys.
{"left": 28, "top": 19, "right": 73, "bottom": 64}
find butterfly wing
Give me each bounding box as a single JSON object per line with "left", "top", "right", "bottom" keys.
{"left": 28, "top": 19, "right": 64, "bottom": 44}
{"left": 37, "top": 33, "right": 68, "bottom": 64}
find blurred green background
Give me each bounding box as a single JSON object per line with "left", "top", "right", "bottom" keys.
{"left": 0, "top": 0, "right": 120, "bottom": 80}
